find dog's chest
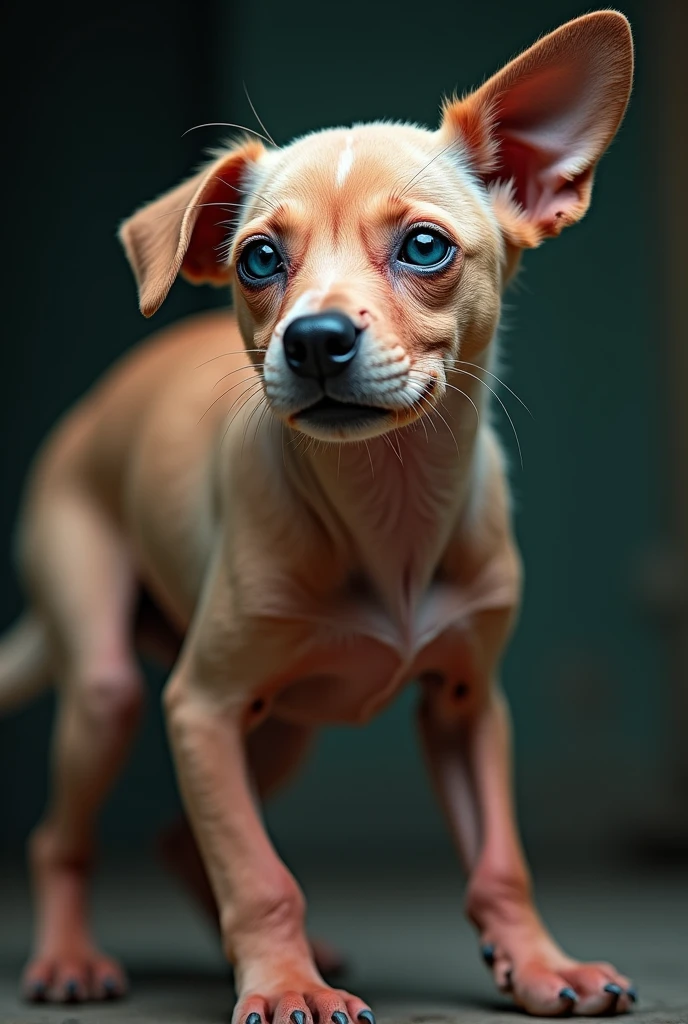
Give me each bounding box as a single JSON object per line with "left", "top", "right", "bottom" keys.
{"left": 260, "top": 433, "right": 486, "bottom": 725}
{"left": 269, "top": 577, "right": 480, "bottom": 726}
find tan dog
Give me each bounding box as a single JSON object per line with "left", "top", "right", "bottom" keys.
{"left": 0, "top": 11, "right": 635, "bottom": 1019}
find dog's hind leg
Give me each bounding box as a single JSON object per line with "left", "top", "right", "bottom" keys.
{"left": 20, "top": 492, "right": 144, "bottom": 1004}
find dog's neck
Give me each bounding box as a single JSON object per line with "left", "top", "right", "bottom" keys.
{"left": 281, "top": 354, "right": 490, "bottom": 619}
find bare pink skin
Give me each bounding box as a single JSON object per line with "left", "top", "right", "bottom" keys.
{"left": 158, "top": 815, "right": 346, "bottom": 978}
{"left": 0, "top": 12, "right": 636, "bottom": 1018}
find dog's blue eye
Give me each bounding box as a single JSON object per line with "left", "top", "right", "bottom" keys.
{"left": 398, "top": 229, "right": 451, "bottom": 268}
{"left": 239, "top": 239, "right": 283, "bottom": 281}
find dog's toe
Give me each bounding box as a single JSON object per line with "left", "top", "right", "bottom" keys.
{"left": 21, "top": 950, "right": 128, "bottom": 1005}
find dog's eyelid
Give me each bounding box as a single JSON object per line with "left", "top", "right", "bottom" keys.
{"left": 398, "top": 216, "right": 465, "bottom": 253}
{"left": 235, "top": 232, "right": 288, "bottom": 263}
{"left": 404, "top": 221, "right": 454, "bottom": 244}
{"left": 236, "top": 230, "right": 278, "bottom": 250}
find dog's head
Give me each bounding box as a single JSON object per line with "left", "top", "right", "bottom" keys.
{"left": 121, "top": 12, "right": 632, "bottom": 442}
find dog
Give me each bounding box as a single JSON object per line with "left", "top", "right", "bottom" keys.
{"left": 0, "top": 10, "right": 635, "bottom": 1018}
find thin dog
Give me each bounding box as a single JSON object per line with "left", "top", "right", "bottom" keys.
{"left": 0, "top": 11, "right": 635, "bottom": 1018}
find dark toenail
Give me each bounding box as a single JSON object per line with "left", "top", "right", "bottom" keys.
{"left": 103, "top": 976, "right": 119, "bottom": 997}
{"left": 358, "top": 1012, "right": 375, "bottom": 1024}
{"left": 560, "top": 988, "right": 578, "bottom": 1003}
{"left": 64, "top": 979, "right": 80, "bottom": 1001}
{"left": 332, "top": 1013, "right": 348, "bottom": 1024}
{"left": 291, "top": 1013, "right": 305, "bottom": 1024}
{"left": 626, "top": 987, "right": 638, "bottom": 1003}
{"left": 481, "top": 943, "right": 496, "bottom": 966}
{"left": 29, "top": 981, "right": 46, "bottom": 1001}
{"left": 604, "top": 983, "right": 623, "bottom": 997}
{"left": 247, "top": 1015, "right": 262, "bottom": 1024}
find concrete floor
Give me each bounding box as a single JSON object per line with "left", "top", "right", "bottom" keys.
{"left": 0, "top": 859, "right": 686, "bottom": 1024}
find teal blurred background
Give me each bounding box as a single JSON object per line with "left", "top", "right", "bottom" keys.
{"left": 0, "top": 0, "right": 684, "bottom": 871}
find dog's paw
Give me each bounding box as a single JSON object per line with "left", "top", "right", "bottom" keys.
{"left": 480, "top": 941, "right": 635, "bottom": 1016}
{"left": 234, "top": 985, "right": 374, "bottom": 1024}
{"left": 22, "top": 947, "right": 128, "bottom": 1003}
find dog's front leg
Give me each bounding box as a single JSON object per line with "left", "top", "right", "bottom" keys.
{"left": 418, "top": 608, "right": 635, "bottom": 1017}
{"left": 164, "top": 662, "right": 373, "bottom": 1024}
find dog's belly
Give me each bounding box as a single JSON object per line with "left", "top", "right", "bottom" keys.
{"left": 269, "top": 585, "right": 488, "bottom": 726}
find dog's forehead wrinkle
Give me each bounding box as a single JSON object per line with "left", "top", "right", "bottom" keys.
{"left": 265, "top": 123, "right": 438, "bottom": 195}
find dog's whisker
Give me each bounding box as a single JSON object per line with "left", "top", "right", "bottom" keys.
{"left": 382, "top": 432, "right": 404, "bottom": 467}
{"left": 363, "top": 440, "right": 375, "bottom": 480}
{"left": 181, "top": 121, "right": 274, "bottom": 146}
{"left": 212, "top": 364, "right": 264, "bottom": 390}
{"left": 243, "top": 82, "right": 278, "bottom": 147}
{"left": 412, "top": 370, "right": 481, "bottom": 429}
{"left": 214, "top": 176, "right": 279, "bottom": 213}
{"left": 419, "top": 393, "right": 461, "bottom": 457}
{"left": 449, "top": 359, "right": 533, "bottom": 418}
{"left": 153, "top": 200, "right": 262, "bottom": 223}
{"left": 409, "top": 385, "right": 440, "bottom": 434}
{"left": 252, "top": 395, "right": 274, "bottom": 446}
{"left": 393, "top": 418, "right": 404, "bottom": 465}
{"left": 220, "top": 384, "right": 265, "bottom": 451}
{"left": 416, "top": 404, "right": 430, "bottom": 444}
{"left": 155, "top": 176, "right": 278, "bottom": 225}
{"left": 296, "top": 433, "right": 313, "bottom": 458}
{"left": 443, "top": 381, "right": 481, "bottom": 428}
{"left": 289, "top": 429, "right": 308, "bottom": 453}
{"left": 241, "top": 392, "right": 270, "bottom": 458}
{"left": 395, "top": 141, "right": 459, "bottom": 199}
{"left": 451, "top": 366, "right": 524, "bottom": 468}
{"left": 195, "top": 350, "right": 264, "bottom": 368}
{"left": 198, "top": 373, "right": 264, "bottom": 423}
{"left": 236, "top": 392, "right": 266, "bottom": 456}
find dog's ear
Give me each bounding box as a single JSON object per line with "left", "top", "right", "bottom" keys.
{"left": 119, "top": 139, "right": 265, "bottom": 317}
{"left": 440, "top": 11, "right": 633, "bottom": 248}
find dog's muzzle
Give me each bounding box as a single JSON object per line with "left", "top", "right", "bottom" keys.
{"left": 283, "top": 310, "right": 361, "bottom": 381}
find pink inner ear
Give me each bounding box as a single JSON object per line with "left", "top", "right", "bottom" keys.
{"left": 486, "top": 63, "right": 602, "bottom": 227}
{"left": 181, "top": 172, "right": 245, "bottom": 284}
{"left": 494, "top": 136, "right": 586, "bottom": 229}
{"left": 178, "top": 139, "right": 265, "bottom": 287}
{"left": 443, "top": 12, "right": 634, "bottom": 242}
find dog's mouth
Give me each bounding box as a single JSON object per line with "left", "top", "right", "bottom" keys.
{"left": 293, "top": 395, "right": 390, "bottom": 429}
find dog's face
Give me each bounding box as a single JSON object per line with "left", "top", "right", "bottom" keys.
{"left": 230, "top": 124, "right": 503, "bottom": 441}
{"left": 120, "top": 12, "right": 633, "bottom": 442}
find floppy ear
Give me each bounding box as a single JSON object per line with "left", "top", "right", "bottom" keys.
{"left": 440, "top": 11, "right": 633, "bottom": 247}
{"left": 119, "top": 139, "right": 265, "bottom": 317}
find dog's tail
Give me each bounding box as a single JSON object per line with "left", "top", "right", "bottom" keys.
{"left": 0, "top": 613, "right": 52, "bottom": 715}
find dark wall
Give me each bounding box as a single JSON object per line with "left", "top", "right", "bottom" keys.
{"left": 0, "top": 0, "right": 668, "bottom": 866}
{"left": 0, "top": 0, "right": 227, "bottom": 850}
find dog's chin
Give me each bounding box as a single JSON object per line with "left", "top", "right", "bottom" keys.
{"left": 289, "top": 396, "right": 390, "bottom": 441}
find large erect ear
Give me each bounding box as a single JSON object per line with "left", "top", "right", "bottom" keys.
{"left": 119, "top": 139, "right": 265, "bottom": 316}
{"left": 440, "top": 12, "right": 633, "bottom": 247}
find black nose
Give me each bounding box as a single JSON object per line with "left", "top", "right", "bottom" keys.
{"left": 282, "top": 310, "right": 361, "bottom": 379}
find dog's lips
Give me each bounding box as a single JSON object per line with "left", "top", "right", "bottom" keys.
{"left": 293, "top": 396, "right": 390, "bottom": 429}
{"left": 285, "top": 380, "right": 439, "bottom": 437}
